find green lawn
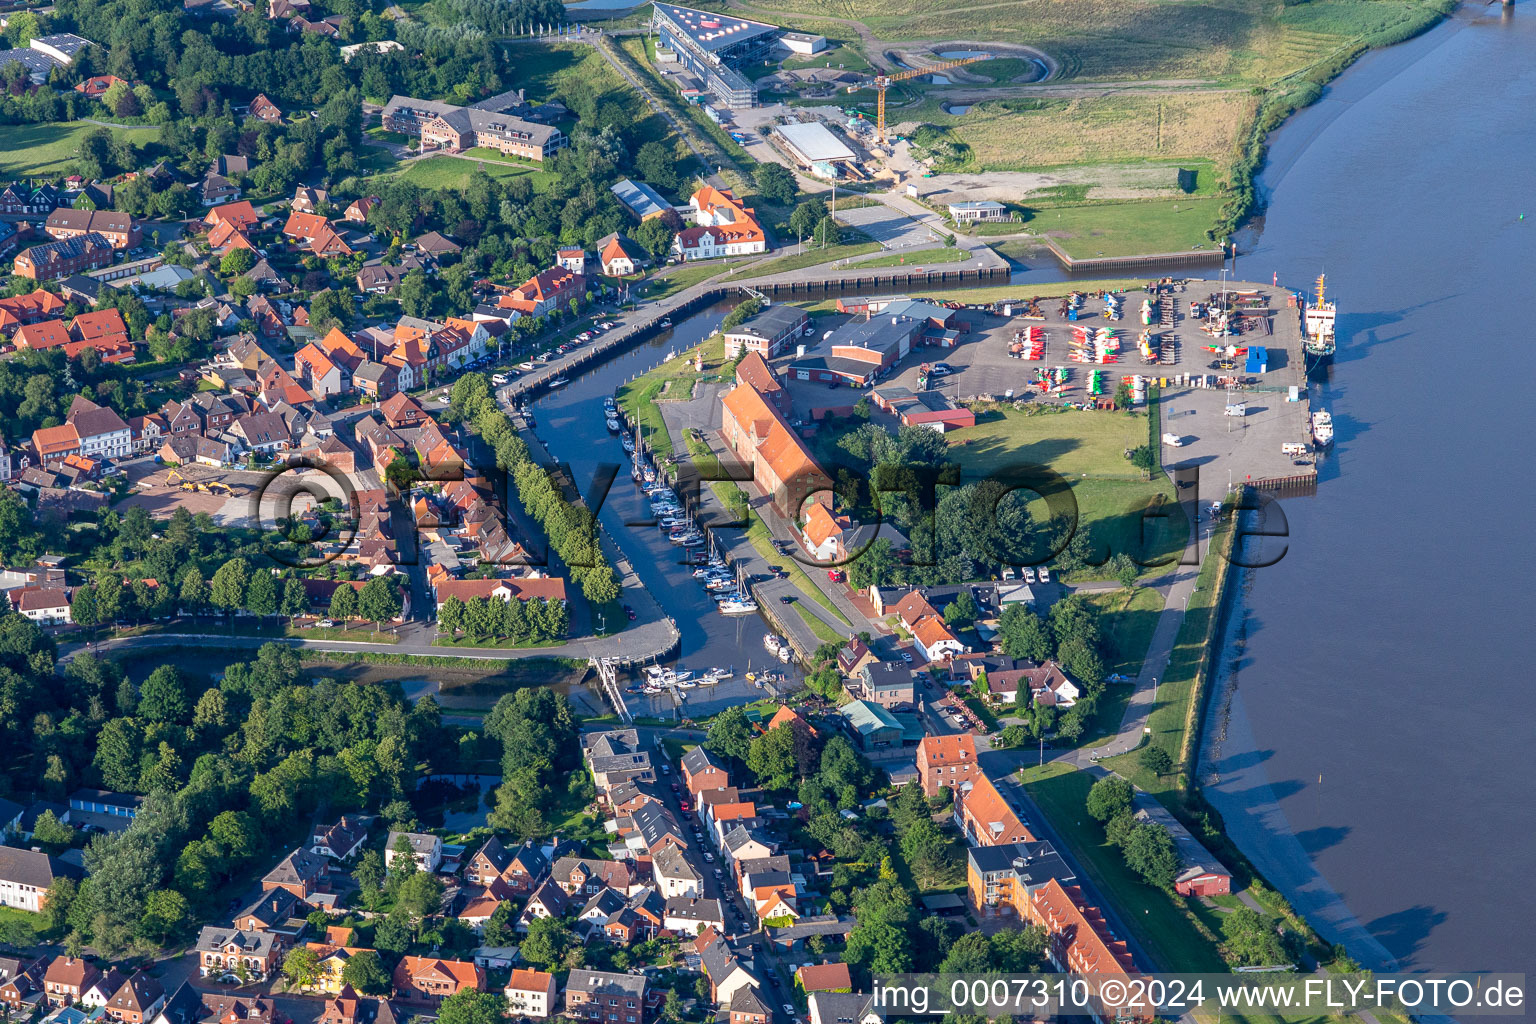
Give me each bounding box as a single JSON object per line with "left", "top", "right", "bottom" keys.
{"left": 387, "top": 156, "right": 558, "bottom": 191}
{"left": 0, "top": 121, "right": 163, "bottom": 178}
{"left": 1074, "top": 586, "right": 1166, "bottom": 747}
{"left": 948, "top": 407, "right": 1153, "bottom": 480}
{"left": 736, "top": 240, "right": 883, "bottom": 278}
{"left": 0, "top": 905, "right": 50, "bottom": 937}
{"left": 854, "top": 246, "right": 971, "bottom": 268}
{"left": 783, "top": 43, "right": 873, "bottom": 74}
{"left": 1019, "top": 762, "right": 1226, "bottom": 973}
{"left": 647, "top": 262, "right": 733, "bottom": 300}
{"left": 1034, "top": 196, "right": 1227, "bottom": 259}
{"left": 791, "top": 601, "right": 849, "bottom": 645}
{"left": 1103, "top": 512, "right": 1235, "bottom": 792}
{"left": 614, "top": 335, "right": 730, "bottom": 460}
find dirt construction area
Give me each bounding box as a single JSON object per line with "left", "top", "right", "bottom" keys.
{"left": 120, "top": 461, "right": 367, "bottom": 529}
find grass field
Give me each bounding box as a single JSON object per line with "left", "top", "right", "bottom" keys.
{"left": 904, "top": 93, "right": 1257, "bottom": 175}
{"left": 948, "top": 406, "right": 1152, "bottom": 480}
{"left": 792, "top": 601, "right": 848, "bottom": 645}
{"left": 1036, "top": 196, "right": 1227, "bottom": 257}
{"left": 854, "top": 246, "right": 970, "bottom": 268}
{"left": 1103, "top": 511, "right": 1235, "bottom": 793}
{"left": 384, "top": 156, "right": 558, "bottom": 191}
{"left": 1075, "top": 586, "right": 1165, "bottom": 746}
{"left": 0, "top": 121, "right": 162, "bottom": 178}
{"left": 647, "top": 263, "right": 733, "bottom": 300}
{"left": 0, "top": 906, "right": 50, "bottom": 937}
{"left": 1019, "top": 762, "right": 1227, "bottom": 972}
{"left": 783, "top": 43, "right": 873, "bottom": 74}
{"left": 737, "top": 239, "right": 883, "bottom": 277}
{"left": 615, "top": 335, "right": 728, "bottom": 460}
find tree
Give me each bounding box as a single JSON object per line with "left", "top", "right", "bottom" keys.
{"left": 438, "top": 595, "right": 467, "bottom": 637}
{"left": 353, "top": 849, "right": 385, "bottom": 894}
{"left": 30, "top": 810, "right": 75, "bottom": 853}
{"left": 704, "top": 706, "right": 754, "bottom": 766}
{"left": 141, "top": 889, "right": 189, "bottom": 942}
{"left": 754, "top": 162, "right": 797, "bottom": 205}
{"left": 1120, "top": 823, "right": 1179, "bottom": 890}
{"left": 437, "top": 991, "right": 508, "bottom": 1024}
{"left": 220, "top": 249, "right": 256, "bottom": 276}
{"left": 397, "top": 271, "right": 434, "bottom": 318}
{"left": 1220, "top": 907, "right": 1288, "bottom": 967}
{"left": 246, "top": 569, "right": 277, "bottom": 617}
{"left": 1086, "top": 777, "right": 1134, "bottom": 822}
{"left": 998, "top": 604, "right": 1052, "bottom": 661}
{"left": 71, "top": 585, "right": 99, "bottom": 629}
{"left": 210, "top": 558, "right": 249, "bottom": 615}
{"left": 282, "top": 946, "right": 323, "bottom": 990}
{"left": 747, "top": 722, "right": 800, "bottom": 792}
{"left": 789, "top": 198, "right": 827, "bottom": 239}
{"left": 309, "top": 289, "right": 355, "bottom": 332}
{"left": 341, "top": 950, "right": 391, "bottom": 994}
{"left": 520, "top": 916, "right": 575, "bottom": 969}
{"left": 396, "top": 870, "right": 445, "bottom": 925}
{"left": 180, "top": 568, "right": 209, "bottom": 612}
{"left": 1140, "top": 745, "right": 1173, "bottom": 777}
{"left": 481, "top": 901, "right": 516, "bottom": 947}
{"left": 139, "top": 665, "right": 190, "bottom": 723}
{"left": 329, "top": 584, "right": 359, "bottom": 623}
{"left": 813, "top": 214, "right": 840, "bottom": 247}
{"left": 944, "top": 589, "right": 978, "bottom": 626}
{"left": 359, "top": 576, "right": 400, "bottom": 631}
{"left": 373, "top": 912, "right": 412, "bottom": 954}
{"left": 281, "top": 578, "right": 307, "bottom": 622}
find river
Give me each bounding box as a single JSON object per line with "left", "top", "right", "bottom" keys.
{"left": 1201, "top": 2, "right": 1536, "bottom": 980}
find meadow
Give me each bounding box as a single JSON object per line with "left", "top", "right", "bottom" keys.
{"left": 0, "top": 121, "right": 162, "bottom": 178}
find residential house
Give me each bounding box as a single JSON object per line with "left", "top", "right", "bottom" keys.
{"left": 517, "top": 879, "right": 569, "bottom": 932}
{"left": 390, "top": 957, "right": 483, "bottom": 1005}
{"left": 104, "top": 975, "right": 165, "bottom": 1024}
{"left": 465, "top": 836, "right": 547, "bottom": 895}
{"left": 550, "top": 857, "right": 639, "bottom": 899}
{"left": 43, "top": 959, "right": 101, "bottom": 1008}
{"left": 305, "top": 942, "right": 374, "bottom": 995}
{"left": 674, "top": 186, "right": 765, "bottom": 260}
{"left": 379, "top": 393, "right": 428, "bottom": 429}
{"left": 916, "top": 733, "right": 979, "bottom": 798}
{"left": 662, "top": 897, "right": 723, "bottom": 937}
{"left": 8, "top": 586, "right": 73, "bottom": 626}
{"left": 232, "top": 888, "right": 312, "bottom": 944}
{"left": 1025, "top": 879, "right": 1144, "bottom": 1023}
{"left": 722, "top": 304, "right": 808, "bottom": 359}
{"left": 806, "top": 993, "right": 879, "bottom": 1024}
{"left": 650, "top": 845, "right": 702, "bottom": 900}
{"left": 0, "top": 288, "right": 65, "bottom": 330}
{"left": 199, "top": 991, "right": 276, "bottom": 1024}
{"left": 0, "top": 960, "right": 46, "bottom": 1012}
{"left": 795, "top": 964, "right": 852, "bottom": 994}
{"left": 204, "top": 202, "right": 260, "bottom": 233}
{"left": 727, "top": 987, "right": 771, "bottom": 1024}
{"left": 291, "top": 186, "right": 328, "bottom": 213}
{"left": 310, "top": 817, "right": 369, "bottom": 861}
{"left": 850, "top": 661, "right": 914, "bottom": 709}
{"left": 44, "top": 209, "right": 141, "bottom": 250}
{"left": 66, "top": 397, "right": 132, "bottom": 461}
{"left": 0, "top": 848, "right": 82, "bottom": 912}
{"left": 965, "top": 840, "right": 1075, "bottom": 916}
{"left": 892, "top": 591, "right": 966, "bottom": 663}
{"left": 343, "top": 198, "right": 378, "bottom": 223}
{"left": 555, "top": 247, "right": 585, "bottom": 274}
{"left": 499, "top": 266, "right": 586, "bottom": 317}
{"left": 317, "top": 985, "right": 369, "bottom": 1024}
{"left": 503, "top": 969, "right": 556, "bottom": 1019}
{"left": 681, "top": 746, "right": 729, "bottom": 796}
{"left": 954, "top": 773, "right": 1035, "bottom": 847}
{"left": 722, "top": 831, "right": 778, "bottom": 869}
{"left": 261, "top": 848, "right": 330, "bottom": 900}
{"left": 596, "top": 233, "right": 646, "bottom": 276}
{"left": 696, "top": 932, "right": 757, "bottom": 1004}
{"left": 563, "top": 971, "right": 645, "bottom": 1024}
{"left": 77, "top": 967, "right": 128, "bottom": 1009}
{"left": 13, "top": 233, "right": 115, "bottom": 280}
{"left": 196, "top": 929, "right": 279, "bottom": 982}
{"left": 249, "top": 94, "right": 283, "bottom": 123}
{"left": 384, "top": 832, "right": 442, "bottom": 873}
{"left": 836, "top": 641, "right": 877, "bottom": 679}
{"left": 800, "top": 502, "right": 852, "bottom": 562}
{"left": 581, "top": 729, "right": 654, "bottom": 792}
{"left": 356, "top": 265, "right": 405, "bottom": 296}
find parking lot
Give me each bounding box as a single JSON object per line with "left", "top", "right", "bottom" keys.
{"left": 833, "top": 204, "right": 937, "bottom": 250}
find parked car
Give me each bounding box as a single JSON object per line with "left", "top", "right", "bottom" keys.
{"left": 318, "top": 619, "right": 335, "bottom": 628}
{"left": 827, "top": 569, "right": 845, "bottom": 583}
{"left": 704, "top": 852, "right": 714, "bottom": 863}
{"left": 899, "top": 651, "right": 913, "bottom": 663}
{"left": 1038, "top": 567, "right": 1051, "bottom": 583}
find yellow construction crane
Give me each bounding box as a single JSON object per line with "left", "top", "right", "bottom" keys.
{"left": 862, "top": 55, "right": 991, "bottom": 144}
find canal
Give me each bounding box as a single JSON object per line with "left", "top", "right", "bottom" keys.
{"left": 1202, "top": 3, "right": 1536, "bottom": 980}
{"left": 526, "top": 299, "right": 793, "bottom": 705}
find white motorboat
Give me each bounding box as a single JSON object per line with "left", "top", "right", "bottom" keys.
{"left": 606, "top": 417, "right": 621, "bottom": 433}
{"left": 763, "top": 634, "right": 783, "bottom": 653}
{"left": 777, "top": 646, "right": 794, "bottom": 663}
{"left": 718, "top": 598, "right": 757, "bottom": 614}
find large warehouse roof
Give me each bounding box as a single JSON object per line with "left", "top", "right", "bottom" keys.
{"left": 775, "top": 121, "right": 855, "bottom": 163}
{"left": 654, "top": 4, "right": 778, "bottom": 53}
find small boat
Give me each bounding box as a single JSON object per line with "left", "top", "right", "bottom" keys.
{"left": 661, "top": 317, "right": 673, "bottom": 328}
{"left": 620, "top": 435, "right": 635, "bottom": 454}
{"left": 778, "top": 646, "right": 794, "bottom": 663}
{"left": 718, "top": 598, "right": 757, "bottom": 615}
{"left": 548, "top": 377, "right": 569, "bottom": 388}
{"left": 673, "top": 670, "right": 693, "bottom": 682}
{"left": 603, "top": 396, "right": 617, "bottom": 413}
{"left": 606, "top": 416, "right": 621, "bottom": 433}
{"left": 763, "top": 635, "right": 782, "bottom": 653}
{"left": 1311, "top": 409, "right": 1334, "bottom": 447}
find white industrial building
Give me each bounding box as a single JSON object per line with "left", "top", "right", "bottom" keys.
{"left": 773, "top": 121, "right": 857, "bottom": 179}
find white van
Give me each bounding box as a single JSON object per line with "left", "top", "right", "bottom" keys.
{"left": 1162, "top": 432, "right": 1184, "bottom": 447}
{"left": 1282, "top": 442, "right": 1308, "bottom": 456}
